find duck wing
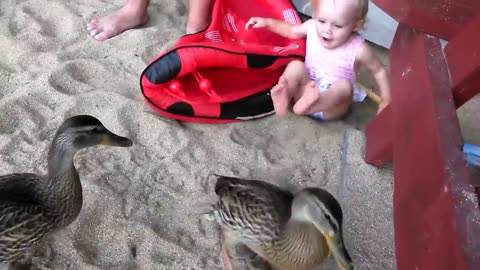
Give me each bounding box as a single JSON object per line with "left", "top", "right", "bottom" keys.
{"left": 0, "top": 174, "right": 51, "bottom": 261}
{"left": 214, "top": 175, "right": 294, "bottom": 241}
{"left": 0, "top": 173, "right": 44, "bottom": 205}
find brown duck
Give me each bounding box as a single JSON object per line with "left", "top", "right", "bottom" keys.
{"left": 212, "top": 175, "right": 354, "bottom": 270}
{"left": 0, "top": 115, "right": 132, "bottom": 269}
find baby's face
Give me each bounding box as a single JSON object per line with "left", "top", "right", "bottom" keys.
{"left": 313, "top": 0, "right": 361, "bottom": 49}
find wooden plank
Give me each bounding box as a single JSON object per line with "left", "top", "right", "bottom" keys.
{"left": 371, "top": 0, "right": 480, "bottom": 40}
{"left": 444, "top": 15, "right": 480, "bottom": 108}
{"left": 390, "top": 23, "right": 480, "bottom": 270}
{"left": 365, "top": 105, "right": 393, "bottom": 167}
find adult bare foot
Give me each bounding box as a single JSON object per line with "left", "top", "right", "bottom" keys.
{"left": 87, "top": 5, "right": 149, "bottom": 41}
{"left": 185, "top": 22, "right": 209, "bottom": 34}
{"left": 270, "top": 76, "right": 290, "bottom": 116}
{"left": 292, "top": 81, "right": 320, "bottom": 114}
{"left": 185, "top": 0, "right": 213, "bottom": 34}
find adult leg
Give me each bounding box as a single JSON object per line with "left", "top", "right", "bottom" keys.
{"left": 87, "top": 0, "right": 149, "bottom": 41}
{"left": 270, "top": 60, "right": 312, "bottom": 116}
{"left": 186, "top": 0, "right": 215, "bottom": 34}
{"left": 293, "top": 79, "right": 353, "bottom": 120}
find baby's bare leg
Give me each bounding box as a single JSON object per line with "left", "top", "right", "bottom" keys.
{"left": 270, "top": 60, "right": 311, "bottom": 116}
{"left": 270, "top": 76, "right": 290, "bottom": 116}
{"left": 293, "top": 79, "right": 353, "bottom": 120}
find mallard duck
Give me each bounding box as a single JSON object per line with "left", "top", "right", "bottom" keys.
{"left": 212, "top": 175, "right": 354, "bottom": 270}
{"left": 0, "top": 115, "right": 132, "bottom": 268}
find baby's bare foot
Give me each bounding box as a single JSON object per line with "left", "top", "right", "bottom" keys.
{"left": 87, "top": 5, "right": 149, "bottom": 41}
{"left": 271, "top": 76, "right": 290, "bottom": 116}
{"left": 293, "top": 81, "right": 320, "bottom": 114}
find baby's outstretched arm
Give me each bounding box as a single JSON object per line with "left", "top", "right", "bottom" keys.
{"left": 356, "top": 42, "right": 392, "bottom": 114}
{"left": 245, "top": 17, "right": 313, "bottom": 39}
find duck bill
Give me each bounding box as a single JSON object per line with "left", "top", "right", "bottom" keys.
{"left": 100, "top": 131, "right": 133, "bottom": 147}
{"left": 323, "top": 233, "right": 354, "bottom": 270}
{"left": 308, "top": 215, "right": 353, "bottom": 270}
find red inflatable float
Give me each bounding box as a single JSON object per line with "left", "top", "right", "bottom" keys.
{"left": 140, "top": 0, "right": 306, "bottom": 123}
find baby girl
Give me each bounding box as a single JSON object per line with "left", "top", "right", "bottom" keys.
{"left": 246, "top": 0, "right": 391, "bottom": 120}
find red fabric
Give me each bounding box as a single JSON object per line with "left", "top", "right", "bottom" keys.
{"left": 140, "top": 0, "right": 306, "bottom": 123}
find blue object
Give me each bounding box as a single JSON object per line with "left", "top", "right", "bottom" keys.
{"left": 464, "top": 143, "right": 480, "bottom": 167}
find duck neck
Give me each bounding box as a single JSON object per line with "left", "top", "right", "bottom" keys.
{"left": 43, "top": 136, "right": 83, "bottom": 228}
{"left": 282, "top": 220, "right": 318, "bottom": 246}
{"left": 47, "top": 136, "right": 77, "bottom": 177}
{"left": 274, "top": 220, "right": 328, "bottom": 262}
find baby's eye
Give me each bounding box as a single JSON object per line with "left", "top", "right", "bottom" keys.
{"left": 334, "top": 24, "right": 343, "bottom": 28}
{"left": 317, "top": 19, "right": 326, "bottom": 24}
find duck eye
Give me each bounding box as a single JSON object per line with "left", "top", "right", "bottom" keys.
{"left": 90, "top": 127, "right": 103, "bottom": 133}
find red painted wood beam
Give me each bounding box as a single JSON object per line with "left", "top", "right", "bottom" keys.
{"left": 476, "top": 187, "right": 480, "bottom": 207}
{"left": 444, "top": 15, "right": 480, "bottom": 108}
{"left": 390, "top": 23, "right": 480, "bottom": 270}
{"left": 365, "top": 15, "right": 480, "bottom": 167}
{"left": 371, "top": 0, "right": 480, "bottom": 40}
{"left": 365, "top": 105, "right": 392, "bottom": 167}
{"left": 365, "top": 3, "right": 480, "bottom": 167}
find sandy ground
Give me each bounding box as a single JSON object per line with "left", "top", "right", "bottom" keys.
{"left": 0, "top": 0, "right": 477, "bottom": 269}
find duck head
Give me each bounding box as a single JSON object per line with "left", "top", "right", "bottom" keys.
{"left": 47, "top": 115, "right": 132, "bottom": 176}
{"left": 291, "top": 187, "right": 354, "bottom": 270}
{"left": 53, "top": 115, "right": 133, "bottom": 150}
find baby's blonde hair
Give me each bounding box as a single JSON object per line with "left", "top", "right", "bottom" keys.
{"left": 311, "top": 0, "right": 369, "bottom": 21}
{"left": 356, "top": 0, "right": 369, "bottom": 21}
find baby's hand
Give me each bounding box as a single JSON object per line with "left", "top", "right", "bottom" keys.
{"left": 245, "top": 17, "right": 267, "bottom": 30}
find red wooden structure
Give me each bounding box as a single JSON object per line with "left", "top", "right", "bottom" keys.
{"left": 364, "top": 0, "right": 480, "bottom": 269}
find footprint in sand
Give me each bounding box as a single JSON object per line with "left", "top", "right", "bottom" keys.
{"left": 48, "top": 59, "right": 134, "bottom": 97}
{"left": 229, "top": 127, "right": 284, "bottom": 165}
{"left": 0, "top": 0, "right": 16, "bottom": 20}
{"left": 0, "top": 92, "right": 54, "bottom": 135}
{"left": 141, "top": 38, "right": 176, "bottom": 64}
{"left": 151, "top": 224, "right": 198, "bottom": 253}
{"left": 8, "top": 0, "right": 82, "bottom": 52}
{"left": 72, "top": 197, "right": 135, "bottom": 267}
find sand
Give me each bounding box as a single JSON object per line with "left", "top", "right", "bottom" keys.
{"left": 0, "top": 0, "right": 399, "bottom": 269}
